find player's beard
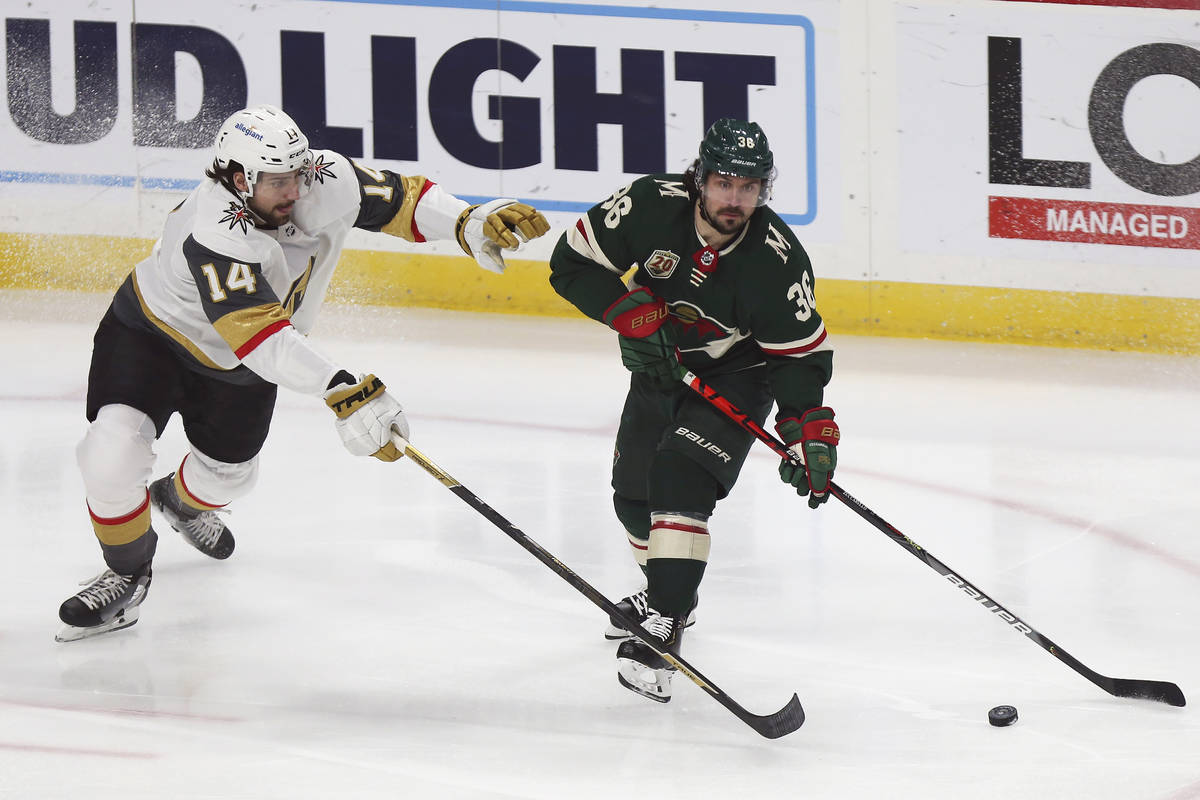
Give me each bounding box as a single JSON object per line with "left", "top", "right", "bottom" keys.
{"left": 249, "top": 199, "right": 294, "bottom": 228}
{"left": 701, "top": 196, "right": 749, "bottom": 236}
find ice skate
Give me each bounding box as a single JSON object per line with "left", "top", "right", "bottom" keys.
{"left": 56, "top": 564, "right": 152, "bottom": 642}
{"left": 150, "top": 473, "right": 234, "bottom": 559}
{"left": 604, "top": 587, "right": 696, "bottom": 640}
{"left": 616, "top": 609, "right": 688, "bottom": 703}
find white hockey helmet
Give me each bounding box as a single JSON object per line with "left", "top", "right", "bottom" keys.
{"left": 213, "top": 104, "right": 311, "bottom": 197}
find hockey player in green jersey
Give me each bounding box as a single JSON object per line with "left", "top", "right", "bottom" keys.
{"left": 56, "top": 104, "right": 550, "bottom": 643}
{"left": 549, "top": 119, "right": 838, "bottom": 702}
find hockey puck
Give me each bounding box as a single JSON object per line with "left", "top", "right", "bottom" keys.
{"left": 988, "top": 705, "right": 1018, "bottom": 727}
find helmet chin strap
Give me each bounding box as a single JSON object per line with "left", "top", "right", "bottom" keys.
{"left": 243, "top": 202, "right": 272, "bottom": 227}
{"left": 223, "top": 174, "right": 273, "bottom": 226}
{"left": 227, "top": 169, "right": 257, "bottom": 204}
{"left": 697, "top": 193, "right": 719, "bottom": 228}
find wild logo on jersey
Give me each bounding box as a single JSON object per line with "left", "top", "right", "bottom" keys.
{"left": 220, "top": 201, "right": 252, "bottom": 234}
{"left": 669, "top": 301, "right": 734, "bottom": 342}
{"left": 305, "top": 153, "right": 338, "bottom": 187}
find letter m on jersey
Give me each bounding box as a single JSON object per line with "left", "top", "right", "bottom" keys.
{"left": 765, "top": 224, "right": 791, "bottom": 263}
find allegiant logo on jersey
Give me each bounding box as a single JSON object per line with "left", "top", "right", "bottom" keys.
{"left": 674, "top": 427, "right": 732, "bottom": 463}
{"left": 234, "top": 122, "right": 264, "bottom": 141}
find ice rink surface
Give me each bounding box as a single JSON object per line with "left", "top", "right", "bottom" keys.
{"left": 1, "top": 288, "right": 1198, "bottom": 799}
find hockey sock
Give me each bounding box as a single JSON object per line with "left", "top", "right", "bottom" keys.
{"left": 613, "top": 492, "right": 651, "bottom": 568}
{"left": 645, "top": 511, "right": 709, "bottom": 614}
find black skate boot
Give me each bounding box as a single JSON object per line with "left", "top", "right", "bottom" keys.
{"left": 56, "top": 563, "right": 153, "bottom": 642}
{"left": 616, "top": 608, "right": 688, "bottom": 703}
{"left": 604, "top": 587, "right": 696, "bottom": 640}
{"left": 150, "top": 473, "right": 234, "bottom": 560}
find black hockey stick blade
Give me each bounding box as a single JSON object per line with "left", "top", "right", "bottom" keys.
{"left": 392, "top": 433, "right": 806, "bottom": 738}
{"left": 1108, "top": 678, "right": 1186, "bottom": 707}
{"left": 658, "top": 646, "right": 805, "bottom": 738}
{"left": 734, "top": 692, "right": 804, "bottom": 739}
{"left": 679, "top": 369, "right": 1187, "bottom": 709}
{"left": 1039, "top": 630, "right": 1186, "bottom": 707}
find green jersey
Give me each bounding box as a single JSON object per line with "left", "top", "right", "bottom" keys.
{"left": 549, "top": 173, "right": 833, "bottom": 420}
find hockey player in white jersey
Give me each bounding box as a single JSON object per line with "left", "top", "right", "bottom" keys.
{"left": 57, "top": 104, "right": 550, "bottom": 642}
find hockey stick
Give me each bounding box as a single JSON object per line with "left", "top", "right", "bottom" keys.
{"left": 679, "top": 368, "right": 1186, "bottom": 708}
{"left": 389, "top": 432, "right": 805, "bottom": 739}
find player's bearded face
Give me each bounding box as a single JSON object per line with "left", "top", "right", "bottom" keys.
{"left": 701, "top": 174, "right": 761, "bottom": 234}
{"left": 248, "top": 170, "right": 303, "bottom": 226}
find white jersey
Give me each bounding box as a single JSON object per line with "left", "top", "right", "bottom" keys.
{"left": 112, "top": 150, "right": 470, "bottom": 396}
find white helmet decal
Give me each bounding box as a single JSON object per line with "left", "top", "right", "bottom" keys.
{"left": 213, "top": 104, "right": 311, "bottom": 197}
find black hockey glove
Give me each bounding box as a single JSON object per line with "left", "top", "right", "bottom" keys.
{"left": 602, "top": 288, "right": 681, "bottom": 392}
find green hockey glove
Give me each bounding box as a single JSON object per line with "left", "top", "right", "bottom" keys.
{"left": 602, "top": 288, "right": 680, "bottom": 391}
{"left": 776, "top": 407, "right": 839, "bottom": 509}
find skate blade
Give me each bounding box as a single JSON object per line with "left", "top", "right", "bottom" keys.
{"left": 604, "top": 624, "right": 632, "bottom": 641}
{"left": 617, "top": 658, "right": 673, "bottom": 703}
{"left": 179, "top": 530, "right": 235, "bottom": 560}
{"left": 55, "top": 607, "right": 140, "bottom": 642}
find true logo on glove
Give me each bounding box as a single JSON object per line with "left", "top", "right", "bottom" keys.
{"left": 328, "top": 376, "right": 384, "bottom": 415}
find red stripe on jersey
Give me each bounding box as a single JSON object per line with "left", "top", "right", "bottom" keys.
{"left": 88, "top": 491, "right": 150, "bottom": 524}
{"left": 651, "top": 520, "right": 710, "bottom": 536}
{"left": 412, "top": 179, "right": 436, "bottom": 242}
{"left": 234, "top": 319, "right": 293, "bottom": 359}
{"left": 761, "top": 328, "right": 827, "bottom": 356}
{"left": 575, "top": 218, "right": 590, "bottom": 244}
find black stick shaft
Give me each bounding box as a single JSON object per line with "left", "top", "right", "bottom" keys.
{"left": 679, "top": 369, "right": 1185, "bottom": 708}
{"left": 392, "top": 434, "right": 806, "bottom": 738}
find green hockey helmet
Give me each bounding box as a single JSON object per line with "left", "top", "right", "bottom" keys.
{"left": 696, "top": 118, "right": 776, "bottom": 205}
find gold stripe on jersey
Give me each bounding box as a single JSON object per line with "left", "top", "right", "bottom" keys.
{"left": 130, "top": 270, "right": 224, "bottom": 369}
{"left": 89, "top": 493, "right": 151, "bottom": 546}
{"left": 212, "top": 302, "right": 291, "bottom": 357}
{"left": 174, "top": 465, "right": 225, "bottom": 512}
{"left": 380, "top": 174, "right": 432, "bottom": 242}
{"left": 282, "top": 257, "right": 314, "bottom": 316}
